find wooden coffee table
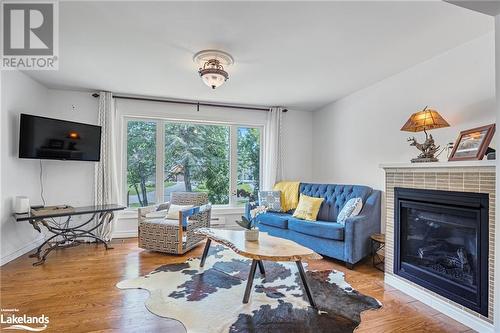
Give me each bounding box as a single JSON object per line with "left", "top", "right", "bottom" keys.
{"left": 195, "top": 228, "right": 322, "bottom": 308}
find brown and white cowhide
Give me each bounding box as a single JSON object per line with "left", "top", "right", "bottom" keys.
{"left": 117, "top": 245, "right": 381, "bottom": 333}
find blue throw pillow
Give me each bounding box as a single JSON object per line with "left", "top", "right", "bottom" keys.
{"left": 258, "top": 191, "right": 282, "bottom": 212}
{"left": 337, "top": 197, "right": 363, "bottom": 225}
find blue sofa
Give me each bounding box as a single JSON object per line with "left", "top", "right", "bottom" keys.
{"left": 245, "top": 183, "right": 381, "bottom": 268}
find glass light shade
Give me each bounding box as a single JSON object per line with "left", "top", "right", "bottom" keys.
{"left": 201, "top": 72, "right": 227, "bottom": 89}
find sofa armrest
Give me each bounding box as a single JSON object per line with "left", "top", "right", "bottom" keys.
{"left": 343, "top": 190, "right": 381, "bottom": 264}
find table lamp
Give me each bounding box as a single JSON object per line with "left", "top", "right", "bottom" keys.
{"left": 401, "top": 106, "right": 450, "bottom": 163}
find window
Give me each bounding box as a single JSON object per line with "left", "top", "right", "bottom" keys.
{"left": 125, "top": 119, "right": 261, "bottom": 208}
{"left": 126, "top": 120, "right": 157, "bottom": 208}
{"left": 237, "top": 127, "right": 260, "bottom": 206}
{"left": 164, "top": 122, "right": 230, "bottom": 205}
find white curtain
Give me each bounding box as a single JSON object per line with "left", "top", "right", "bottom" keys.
{"left": 262, "top": 107, "right": 284, "bottom": 190}
{"left": 94, "top": 92, "right": 121, "bottom": 241}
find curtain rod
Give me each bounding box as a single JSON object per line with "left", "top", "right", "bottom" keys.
{"left": 91, "top": 93, "right": 288, "bottom": 112}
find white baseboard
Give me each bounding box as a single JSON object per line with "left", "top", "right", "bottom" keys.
{"left": 1, "top": 236, "right": 45, "bottom": 266}
{"left": 112, "top": 229, "right": 138, "bottom": 238}
{"left": 385, "top": 274, "right": 494, "bottom": 333}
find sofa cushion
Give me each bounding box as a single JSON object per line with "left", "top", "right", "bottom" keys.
{"left": 299, "top": 183, "right": 372, "bottom": 221}
{"left": 255, "top": 212, "right": 289, "bottom": 229}
{"left": 288, "top": 218, "right": 344, "bottom": 241}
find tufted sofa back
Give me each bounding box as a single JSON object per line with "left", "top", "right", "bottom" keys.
{"left": 299, "top": 183, "right": 372, "bottom": 222}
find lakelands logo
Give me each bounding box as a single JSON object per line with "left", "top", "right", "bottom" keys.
{"left": 1, "top": 309, "right": 49, "bottom": 331}
{"left": 1, "top": 1, "right": 59, "bottom": 70}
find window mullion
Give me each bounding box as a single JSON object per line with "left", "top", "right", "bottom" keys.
{"left": 229, "top": 125, "right": 238, "bottom": 206}
{"left": 156, "top": 120, "right": 165, "bottom": 204}
{"left": 123, "top": 118, "right": 129, "bottom": 207}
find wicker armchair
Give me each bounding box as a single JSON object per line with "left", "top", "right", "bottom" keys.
{"left": 138, "top": 192, "right": 211, "bottom": 254}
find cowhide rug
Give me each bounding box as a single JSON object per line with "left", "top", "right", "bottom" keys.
{"left": 117, "top": 245, "right": 381, "bottom": 333}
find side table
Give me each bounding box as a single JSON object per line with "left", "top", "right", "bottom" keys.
{"left": 370, "top": 233, "right": 385, "bottom": 272}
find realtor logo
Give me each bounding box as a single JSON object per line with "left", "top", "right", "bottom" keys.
{"left": 1, "top": 308, "right": 49, "bottom": 331}
{"left": 1, "top": 1, "right": 59, "bottom": 70}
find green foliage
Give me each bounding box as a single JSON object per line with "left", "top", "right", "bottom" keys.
{"left": 237, "top": 128, "right": 260, "bottom": 201}
{"left": 127, "top": 121, "right": 260, "bottom": 208}
{"left": 127, "top": 121, "right": 156, "bottom": 207}
{"left": 165, "top": 123, "right": 230, "bottom": 204}
{"left": 236, "top": 215, "right": 253, "bottom": 230}
{"left": 237, "top": 183, "right": 253, "bottom": 193}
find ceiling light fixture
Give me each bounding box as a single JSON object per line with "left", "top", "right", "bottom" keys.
{"left": 193, "top": 50, "right": 234, "bottom": 90}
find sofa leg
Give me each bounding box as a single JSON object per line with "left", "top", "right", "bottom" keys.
{"left": 345, "top": 262, "right": 354, "bottom": 270}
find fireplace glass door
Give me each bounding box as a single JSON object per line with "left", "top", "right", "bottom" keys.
{"left": 394, "top": 187, "right": 488, "bottom": 316}
{"left": 400, "top": 203, "right": 478, "bottom": 288}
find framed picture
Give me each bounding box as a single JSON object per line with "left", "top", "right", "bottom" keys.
{"left": 449, "top": 124, "right": 495, "bottom": 161}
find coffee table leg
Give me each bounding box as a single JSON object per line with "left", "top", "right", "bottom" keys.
{"left": 257, "top": 260, "right": 266, "bottom": 276}
{"left": 296, "top": 260, "right": 317, "bottom": 309}
{"left": 243, "top": 260, "right": 258, "bottom": 304}
{"left": 200, "top": 239, "right": 211, "bottom": 268}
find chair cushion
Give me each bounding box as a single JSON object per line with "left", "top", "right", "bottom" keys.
{"left": 145, "top": 211, "right": 168, "bottom": 219}
{"left": 142, "top": 218, "right": 186, "bottom": 231}
{"left": 166, "top": 204, "right": 193, "bottom": 219}
{"left": 288, "top": 218, "right": 344, "bottom": 241}
{"left": 255, "top": 212, "right": 289, "bottom": 229}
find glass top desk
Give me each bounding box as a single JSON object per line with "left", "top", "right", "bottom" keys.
{"left": 13, "top": 204, "right": 125, "bottom": 266}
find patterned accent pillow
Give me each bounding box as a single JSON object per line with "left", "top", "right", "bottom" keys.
{"left": 258, "top": 191, "right": 282, "bottom": 212}
{"left": 337, "top": 197, "right": 363, "bottom": 226}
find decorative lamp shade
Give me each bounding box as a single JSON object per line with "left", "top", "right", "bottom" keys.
{"left": 401, "top": 107, "right": 450, "bottom": 132}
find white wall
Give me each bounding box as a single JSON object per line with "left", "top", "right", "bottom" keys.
{"left": 312, "top": 32, "right": 496, "bottom": 192}
{"left": 42, "top": 89, "right": 98, "bottom": 206}
{"left": 1, "top": 71, "right": 49, "bottom": 265}
{"left": 494, "top": 14, "right": 500, "bottom": 333}
{"left": 0, "top": 71, "right": 98, "bottom": 265}
{"left": 282, "top": 109, "right": 313, "bottom": 181}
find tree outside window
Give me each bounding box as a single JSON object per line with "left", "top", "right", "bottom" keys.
{"left": 237, "top": 127, "right": 260, "bottom": 205}
{"left": 127, "top": 121, "right": 156, "bottom": 208}
{"left": 164, "top": 123, "right": 230, "bottom": 205}
{"left": 126, "top": 119, "right": 261, "bottom": 208}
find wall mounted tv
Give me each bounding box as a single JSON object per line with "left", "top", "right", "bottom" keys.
{"left": 19, "top": 114, "right": 102, "bottom": 161}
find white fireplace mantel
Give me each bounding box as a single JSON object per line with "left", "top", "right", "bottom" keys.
{"left": 380, "top": 160, "right": 496, "bottom": 169}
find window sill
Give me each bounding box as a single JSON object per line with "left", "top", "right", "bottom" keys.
{"left": 117, "top": 205, "right": 244, "bottom": 220}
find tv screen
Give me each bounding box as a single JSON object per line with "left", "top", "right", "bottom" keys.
{"left": 19, "top": 114, "right": 102, "bottom": 161}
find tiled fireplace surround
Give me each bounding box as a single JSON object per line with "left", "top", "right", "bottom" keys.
{"left": 382, "top": 161, "right": 495, "bottom": 328}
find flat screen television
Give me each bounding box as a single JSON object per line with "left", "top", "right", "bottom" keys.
{"left": 19, "top": 114, "right": 102, "bottom": 161}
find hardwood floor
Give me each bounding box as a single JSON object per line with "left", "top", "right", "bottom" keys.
{"left": 0, "top": 238, "right": 475, "bottom": 333}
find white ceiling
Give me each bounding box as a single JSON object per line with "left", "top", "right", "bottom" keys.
{"left": 25, "top": 1, "right": 493, "bottom": 111}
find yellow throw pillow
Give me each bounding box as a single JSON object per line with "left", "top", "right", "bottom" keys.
{"left": 292, "top": 194, "right": 324, "bottom": 221}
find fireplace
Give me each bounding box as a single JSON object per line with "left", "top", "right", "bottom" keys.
{"left": 394, "top": 187, "right": 489, "bottom": 316}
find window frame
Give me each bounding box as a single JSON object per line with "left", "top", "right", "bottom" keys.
{"left": 122, "top": 116, "right": 263, "bottom": 210}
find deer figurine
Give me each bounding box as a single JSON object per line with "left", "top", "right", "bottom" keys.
{"left": 407, "top": 134, "right": 440, "bottom": 162}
